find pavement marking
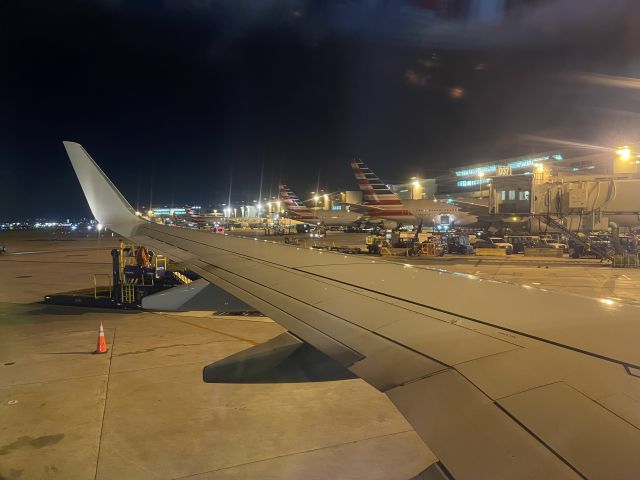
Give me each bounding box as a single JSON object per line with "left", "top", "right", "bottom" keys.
{"left": 8, "top": 251, "right": 52, "bottom": 255}
{"left": 114, "top": 339, "right": 237, "bottom": 357}
{"left": 0, "top": 373, "right": 109, "bottom": 388}
{"left": 0, "top": 258, "right": 111, "bottom": 265}
{"left": 95, "top": 328, "right": 116, "bottom": 480}
{"left": 170, "top": 317, "right": 260, "bottom": 346}
{"left": 172, "top": 429, "right": 417, "bottom": 479}
{"left": 107, "top": 359, "right": 236, "bottom": 376}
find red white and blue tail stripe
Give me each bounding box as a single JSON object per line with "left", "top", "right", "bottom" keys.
{"left": 279, "top": 184, "right": 309, "bottom": 211}
{"left": 279, "top": 184, "right": 320, "bottom": 221}
{"left": 350, "top": 159, "right": 413, "bottom": 219}
{"left": 350, "top": 158, "right": 403, "bottom": 207}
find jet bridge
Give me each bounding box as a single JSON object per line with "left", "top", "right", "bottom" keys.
{"left": 490, "top": 173, "right": 640, "bottom": 231}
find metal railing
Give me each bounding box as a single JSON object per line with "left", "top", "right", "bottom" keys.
{"left": 121, "top": 284, "right": 136, "bottom": 304}
{"left": 93, "top": 274, "right": 112, "bottom": 299}
{"left": 536, "top": 214, "right": 613, "bottom": 261}
{"left": 612, "top": 253, "right": 640, "bottom": 268}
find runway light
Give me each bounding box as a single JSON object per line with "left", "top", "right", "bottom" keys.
{"left": 616, "top": 146, "right": 631, "bottom": 161}
{"left": 600, "top": 298, "right": 615, "bottom": 306}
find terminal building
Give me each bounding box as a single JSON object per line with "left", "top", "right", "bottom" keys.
{"left": 438, "top": 147, "right": 637, "bottom": 197}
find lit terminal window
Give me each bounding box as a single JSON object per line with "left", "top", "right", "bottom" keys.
{"left": 454, "top": 153, "right": 563, "bottom": 178}
{"left": 455, "top": 165, "right": 497, "bottom": 177}
{"left": 456, "top": 178, "right": 491, "bottom": 187}
{"left": 152, "top": 208, "right": 187, "bottom": 215}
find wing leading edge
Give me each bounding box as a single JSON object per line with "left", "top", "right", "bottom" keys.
{"left": 65, "top": 142, "right": 640, "bottom": 479}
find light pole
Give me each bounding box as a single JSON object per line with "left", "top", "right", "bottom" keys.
{"left": 411, "top": 179, "right": 420, "bottom": 200}
{"left": 615, "top": 145, "right": 640, "bottom": 174}
{"left": 478, "top": 172, "right": 485, "bottom": 198}
{"left": 616, "top": 146, "right": 631, "bottom": 161}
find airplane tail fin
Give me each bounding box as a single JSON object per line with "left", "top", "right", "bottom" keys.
{"left": 350, "top": 158, "right": 403, "bottom": 207}
{"left": 279, "top": 184, "right": 309, "bottom": 211}
{"left": 63, "top": 141, "right": 142, "bottom": 231}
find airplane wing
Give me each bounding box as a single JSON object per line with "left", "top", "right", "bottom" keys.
{"left": 448, "top": 199, "right": 490, "bottom": 216}
{"left": 337, "top": 202, "right": 385, "bottom": 213}
{"left": 64, "top": 142, "right": 640, "bottom": 479}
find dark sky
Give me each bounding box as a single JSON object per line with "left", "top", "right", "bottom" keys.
{"left": 2, "top": 0, "right": 640, "bottom": 219}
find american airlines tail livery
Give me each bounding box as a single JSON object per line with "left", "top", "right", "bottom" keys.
{"left": 278, "top": 184, "right": 362, "bottom": 226}
{"left": 350, "top": 158, "right": 477, "bottom": 228}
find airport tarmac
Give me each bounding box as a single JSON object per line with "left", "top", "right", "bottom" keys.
{"left": 2, "top": 229, "right": 640, "bottom": 479}
{"left": 0, "top": 231, "right": 433, "bottom": 480}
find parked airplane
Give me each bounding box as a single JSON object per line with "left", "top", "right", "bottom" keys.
{"left": 279, "top": 184, "right": 362, "bottom": 227}
{"left": 350, "top": 158, "right": 477, "bottom": 228}
{"left": 64, "top": 141, "right": 640, "bottom": 479}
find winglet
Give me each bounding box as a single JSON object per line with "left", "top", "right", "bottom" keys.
{"left": 63, "top": 141, "right": 143, "bottom": 233}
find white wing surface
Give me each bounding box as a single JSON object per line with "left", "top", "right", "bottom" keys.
{"left": 65, "top": 141, "right": 640, "bottom": 479}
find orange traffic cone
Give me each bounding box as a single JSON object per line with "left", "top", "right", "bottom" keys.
{"left": 95, "top": 322, "right": 108, "bottom": 354}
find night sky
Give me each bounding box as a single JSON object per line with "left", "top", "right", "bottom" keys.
{"left": 2, "top": 0, "right": 640, "bottom": 220}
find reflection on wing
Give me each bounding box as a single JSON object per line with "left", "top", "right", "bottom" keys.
{"left": 65, "top": 141, "right": 640, "bottom": 479}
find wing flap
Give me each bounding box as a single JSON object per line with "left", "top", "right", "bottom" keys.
{"left": 498, "top": 382, "right": 640, "bottom": 479}
{"left": 387, "top": 370, "right": 580, "bottom": 480}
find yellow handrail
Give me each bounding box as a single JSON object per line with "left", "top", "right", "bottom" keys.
{"left": 93, "top": 273, "right": 112, "bottom": 299}
{"left": 121, "top": 283, "right": 135, "bottom": 304}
